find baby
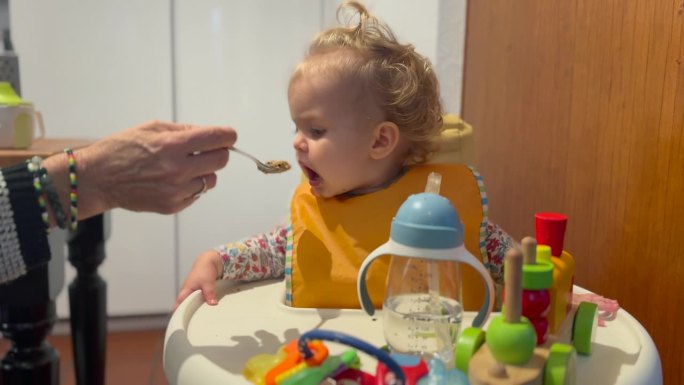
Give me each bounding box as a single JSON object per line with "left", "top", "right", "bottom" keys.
{"left": 175, "top": 1, "right": 515, "bottom": 311}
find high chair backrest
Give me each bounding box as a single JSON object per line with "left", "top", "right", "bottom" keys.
{"left": 427, "top": 114, "right": 475, "bottom": 165}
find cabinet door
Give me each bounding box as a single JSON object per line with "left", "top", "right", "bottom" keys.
{"left": 463, "top": 1, "right": 683, "bottom": 384}
{"left": 12, "top": 0, "right": 176, "bottom": 316}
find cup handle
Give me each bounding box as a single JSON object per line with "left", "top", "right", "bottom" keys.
{"left": 34, "top": 110, "right": 45, "bottom": 139}
{"left": 357, "top": 241, "right": 395, "bottom": 316}
{"left": 437, "top": 244, "right": 495, "bottom": 327}
{"left": 461, "top": 256, "right": 495, "bottom": 328}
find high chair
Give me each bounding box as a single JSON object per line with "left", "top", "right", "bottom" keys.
{"left": 162, "top": 115, "right": 661, "bottom": 385}
{"left": 429, "top": 113, "right": 474, "bottom": 165}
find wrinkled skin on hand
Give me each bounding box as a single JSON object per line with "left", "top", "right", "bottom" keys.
{"left": 43, "top": 120, "right": 237, "bottom": 221}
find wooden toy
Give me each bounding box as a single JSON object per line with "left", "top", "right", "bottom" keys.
{"left": 535, "top": 213, "right": 575, "bottom": 333}
{"left": 520, "top": 237, "right": 553, "bottom": 345}
{"left": 454, "top": 238, "right": 599, "bottom": 385}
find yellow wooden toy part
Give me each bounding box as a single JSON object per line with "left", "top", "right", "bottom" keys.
{"left": 547, "top": 250, "right": 575, "bottom": 334}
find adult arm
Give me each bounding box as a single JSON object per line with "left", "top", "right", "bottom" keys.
{"left": 0, "top": 120, "right": 237, "bottom": 284}
{"left": 42, "top": 120, "right": 236, "bottom": 223}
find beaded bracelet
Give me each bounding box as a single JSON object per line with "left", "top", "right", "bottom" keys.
{"left": 65, "top": 148, "right": 78, "bottom": 231}
{"left": 27, "top": 156, "right": 50, "bottom": 231}
{"left": 38, "top": 167, "right": 68, "bottom": 229}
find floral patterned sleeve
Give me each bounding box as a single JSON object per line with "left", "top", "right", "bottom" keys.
{"left": 214, "top": 224, "right": 289, "bottom": 282}
{"left": 483, "top": 220, "right": 518, "bottom": 308}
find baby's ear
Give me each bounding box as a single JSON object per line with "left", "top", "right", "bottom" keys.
{"left": 370, "top": 121, "right": 400, "bottom": 160}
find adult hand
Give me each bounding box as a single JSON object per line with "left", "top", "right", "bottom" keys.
{"left": 43, "top": 120, "right": 236, "bottom": 220}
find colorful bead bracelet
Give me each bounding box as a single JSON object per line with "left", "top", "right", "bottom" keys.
{"left": 65, "top": 148, "right": 78, "bottom": 231}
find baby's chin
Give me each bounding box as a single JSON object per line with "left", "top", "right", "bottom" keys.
{"left": 309, "top": 183, "right": 351, "bottom": 199}
{"left": 309, "top": 186, "right": 333, "bottom": 198}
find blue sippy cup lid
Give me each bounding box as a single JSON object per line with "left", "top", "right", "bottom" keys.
{"left": 390, "top": 192, "right": 464, "bottom": 249}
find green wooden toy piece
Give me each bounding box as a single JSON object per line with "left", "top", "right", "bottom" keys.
{"left": 572, "top": 301, "right": 598, "bottom": 355}
{"left": 487, "top": 249, "right": 537, "bottom": 365}
{"left": 454, "top": 327, "right": 485, "bottom": 373}
{"left": 544, "top": 343, "right": 577, "bottom": 385}
{"left": 487, "top": 315, "right": 537, "bottom": 365}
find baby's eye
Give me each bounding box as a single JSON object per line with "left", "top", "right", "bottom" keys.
{"left": 293, "top": 126, "right": 325, "bottom": 138}
{"left": 309, "top": 127, "right": 325, "bottom": 138}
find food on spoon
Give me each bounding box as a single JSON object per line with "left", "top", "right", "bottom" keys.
{"left": 265, "top": 160, "right": 291, "bottom": 172}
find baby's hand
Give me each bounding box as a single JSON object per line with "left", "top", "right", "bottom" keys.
{"left": 174, "top": 250, "right": 223, "bottom": 311}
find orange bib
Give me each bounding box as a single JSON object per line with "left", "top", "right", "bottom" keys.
{"left": 286, "top": 164, "right": 488, "bottom": 310}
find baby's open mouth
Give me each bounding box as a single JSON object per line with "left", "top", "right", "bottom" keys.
{"left": 301, "top": 164, "right": 321, "bottom": 185}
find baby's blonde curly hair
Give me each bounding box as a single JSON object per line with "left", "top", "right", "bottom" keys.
{"left": 294, "top": 1, "right": 443, "bottom": 164}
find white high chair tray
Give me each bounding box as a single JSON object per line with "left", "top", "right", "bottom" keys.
{"left": 163, "top": 279, "right": 662, "bottom": 385}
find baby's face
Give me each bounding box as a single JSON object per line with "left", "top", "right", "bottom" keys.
{"left": 288, "top": 71, "right": 383, "bottom": 198}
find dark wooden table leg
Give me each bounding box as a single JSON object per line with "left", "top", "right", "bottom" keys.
{"left": 67, "top": 214, "right": 106, "bottom": 385}
{"left": 0, "top": 264, "right": 59, "bottom": 385}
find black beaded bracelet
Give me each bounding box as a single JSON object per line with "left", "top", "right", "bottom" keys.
{"left": 27, "top": 156, "right": 50, "bottom": 231}
{"left": 37, "top": 168, "right": 68, "bottom": 229}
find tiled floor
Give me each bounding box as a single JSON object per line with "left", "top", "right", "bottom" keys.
{"left": 1, "top": 329, "right": 168, "bottom": 385}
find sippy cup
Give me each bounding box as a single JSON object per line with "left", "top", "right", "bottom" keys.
{"left": 357, "top": 173, "right": 495, "bottom": 367}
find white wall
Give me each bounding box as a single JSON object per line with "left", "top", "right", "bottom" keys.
{"left": 11, "top": 0, "right": 466, "bottom": 317}
{"left": 173, "top": 0, "right": 319, "bottom": 297}
{"left": 323, "top": 0, "right": 466, "bottom": 114}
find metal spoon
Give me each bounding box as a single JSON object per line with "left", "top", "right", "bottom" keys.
{"left": 229, "top": 147, "right": 291, "bottom": 174}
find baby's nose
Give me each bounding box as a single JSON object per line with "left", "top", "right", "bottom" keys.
{"left": 292, "top": 132, "right": 307, "bottom": 152}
